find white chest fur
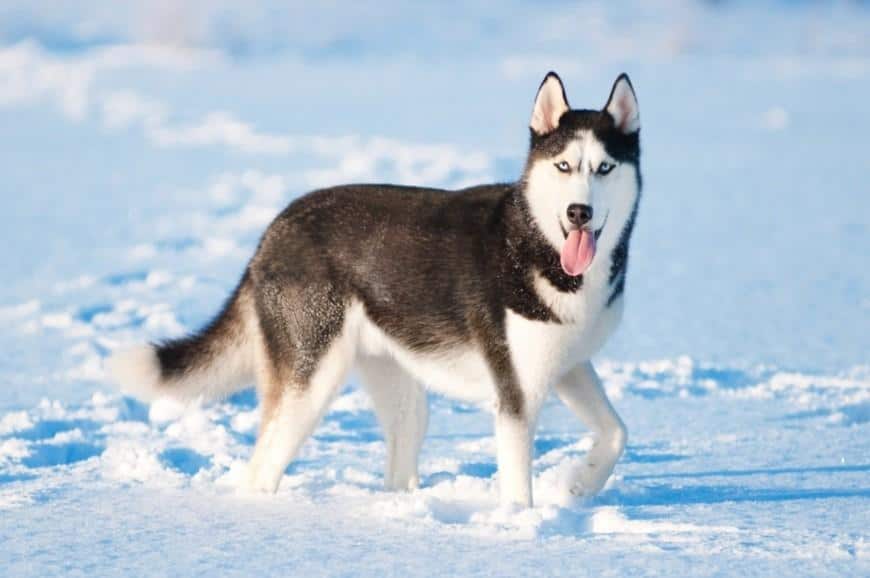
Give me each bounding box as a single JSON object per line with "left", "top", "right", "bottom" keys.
{"left": 506, "top": 266, "right": 623, "bottom": 397}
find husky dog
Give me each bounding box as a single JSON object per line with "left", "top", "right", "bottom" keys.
{"left": 108, "top": 72, "right": 641, "bottom": 507}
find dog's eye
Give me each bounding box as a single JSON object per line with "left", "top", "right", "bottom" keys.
{"left": 597, "top": 162, "right": 615, "bottom": 175}
{"left": 555, "top": 161, "right": 571, "bottom": 173}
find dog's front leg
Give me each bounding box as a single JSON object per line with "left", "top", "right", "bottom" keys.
{"left": 494, "top": 408, "right": 537, "bottom": 507}
{"left": 555, "top": 361, "right": 627, "bottom": 496}
{"left": 486, "top": 320, "right": 549, "bottom": 508}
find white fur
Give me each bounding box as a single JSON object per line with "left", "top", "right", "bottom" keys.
{"left": 357, "top": 356, "right": 428, "bottom": 490}
{"left": 555, "top": 363, "right": 627, "bottom": 496}
{"left": 494, "top": 412, "right": 534, "bottom": 505}
{"left": 105, "top": 345, "right": 163, "bottom": 402}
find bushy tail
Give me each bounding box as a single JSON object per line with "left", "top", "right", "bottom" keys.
{"left": 107, "top": 272, "right": 256, "bottom": 403}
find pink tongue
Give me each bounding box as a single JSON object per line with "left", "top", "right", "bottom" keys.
{"left": 560, "top": 229, "right": 596, "bottom": 276}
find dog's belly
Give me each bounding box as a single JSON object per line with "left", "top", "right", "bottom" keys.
{"left": 356, "top": 309, "right": 495, "bottom": 402}
{"left": 351, "top": 294, "right": 623, "bottom": 403}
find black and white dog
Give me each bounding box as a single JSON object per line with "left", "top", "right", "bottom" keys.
{"left": 109, "top": 72, "right": 641, "bottom": 507}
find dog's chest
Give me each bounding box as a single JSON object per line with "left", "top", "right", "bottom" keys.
{"left": 507, "top": 268, "right": 623, "bottom": 383}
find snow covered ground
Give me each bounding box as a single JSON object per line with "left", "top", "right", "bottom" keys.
{"left": 1, "top": 1, "right": 868, "bottom": 576}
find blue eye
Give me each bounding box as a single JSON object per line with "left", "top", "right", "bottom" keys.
{"left": 555, "top": 161, "right": 571, "bottom": 173}
{"left": 597, "top": 162, "right": 615, "bottom": 175}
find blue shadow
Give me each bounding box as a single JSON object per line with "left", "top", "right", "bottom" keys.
{"left": 598, "top": 483, "right": 870, "bottom": 507}
{"left": 160, "top": 448, "right": 211, "bottom": 475}
{"left": 458, "top": 461, "right": 497, "bottom": 479}
{"left": 22, "top": 442, "right": 103, "bottom": 468}
{"left": 104, "top": 271, "right": 149, "bottom": 286}
{"left": 226, "top": 388, "right": 258, "bottom": 409}
{"left": 0, "top": 472, "right": 36, "bottom": 485}
{"left": 76, "top": 303, "right": 113, "bottom": 323}
{"left": 11, "top": 419, "right": 101, "bottom": 441}
{"left": 624, "top": 448, "right": 687, "bottom": 464}
{"left": 534, "top": 436, "right": 574, "bottom": 456}
{"left": 624, "top": 464, "right": 870, "bottom": 481}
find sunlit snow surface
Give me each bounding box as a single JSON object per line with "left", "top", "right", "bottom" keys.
{"left": 0, "top": 1, "right": 868, "bottom": 576}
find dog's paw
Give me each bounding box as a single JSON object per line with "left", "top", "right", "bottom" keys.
{"left": 569, "top": 479, "right": 601, "bottom": 499}
{"left": 384, "top": 472, "right": 420, "bottom": 492}
{"left": 569, "top": 483, "right": 591, "bottom": 498}
{"left": 569, "top": 462, "right": 611, "bottom": 498}
{"left": 238, "top": 467, "right": 280, "bottom": 495}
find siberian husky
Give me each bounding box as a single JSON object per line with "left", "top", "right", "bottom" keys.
{"left": 108, "top": 72, "right": 641, "bottom": 507}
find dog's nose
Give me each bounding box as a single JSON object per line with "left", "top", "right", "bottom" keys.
{"left": 566, "top": 203, "right": 593, "bottom": 226}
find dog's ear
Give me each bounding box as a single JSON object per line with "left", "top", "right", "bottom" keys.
{"left": 530, "top": 72, "right": 569, "bottom": 136}
{"left": 605, "top": 73, "right": 640, "bottom": 134}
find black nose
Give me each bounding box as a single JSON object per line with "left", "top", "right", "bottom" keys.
{"left": 566, "top": 203, "right": 593, "bottom": 226}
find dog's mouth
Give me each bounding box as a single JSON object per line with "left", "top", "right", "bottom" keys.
{"left": 558, "top": 212, "right": 607, "bottom": 277}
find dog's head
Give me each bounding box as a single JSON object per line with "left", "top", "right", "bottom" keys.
{"left": 522, "top": 72, "right": 641, "bottom": 277}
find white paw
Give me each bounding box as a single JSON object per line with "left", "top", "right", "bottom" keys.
{"left": 570, "top": 461, "right": 611, "bottom": 497}
{"left": 385, "top": 472, "right": 420, "bottom": 492}
{"left": 240, "top": 467, "right": 280, "bottom": 495}
{"left": 569, "top": 482, "right": 591, "bottom": 498}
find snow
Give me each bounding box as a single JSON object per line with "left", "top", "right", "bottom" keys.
{"left": 1, "top": 1, "right": 869, "bottom": 576}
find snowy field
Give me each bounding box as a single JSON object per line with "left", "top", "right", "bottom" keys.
{"left": 1, "top": 1, "right": 868, "bottom": 576}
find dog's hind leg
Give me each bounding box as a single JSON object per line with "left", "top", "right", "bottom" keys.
{"left": 244, "top": 359, "right": 350, "bottom": 493}
{"left": 357, "top": 356, "right": 428, "bottom": 491}
{"left": 554, "top": 361, "right": 627, "bottom": 496}
{"left": 243, "top": 287, "right": 357, "bottom": 493}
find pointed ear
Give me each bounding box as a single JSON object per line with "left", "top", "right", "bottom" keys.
{"left": 530, "top": 72, "right": 570, "bottom": 136}
{"left": 605, "top": 73, "right": 640, "bottom": 134}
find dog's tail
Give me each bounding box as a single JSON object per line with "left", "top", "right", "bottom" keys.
{"left": 107, "top": 271, "right": 257, "bottom": 403}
